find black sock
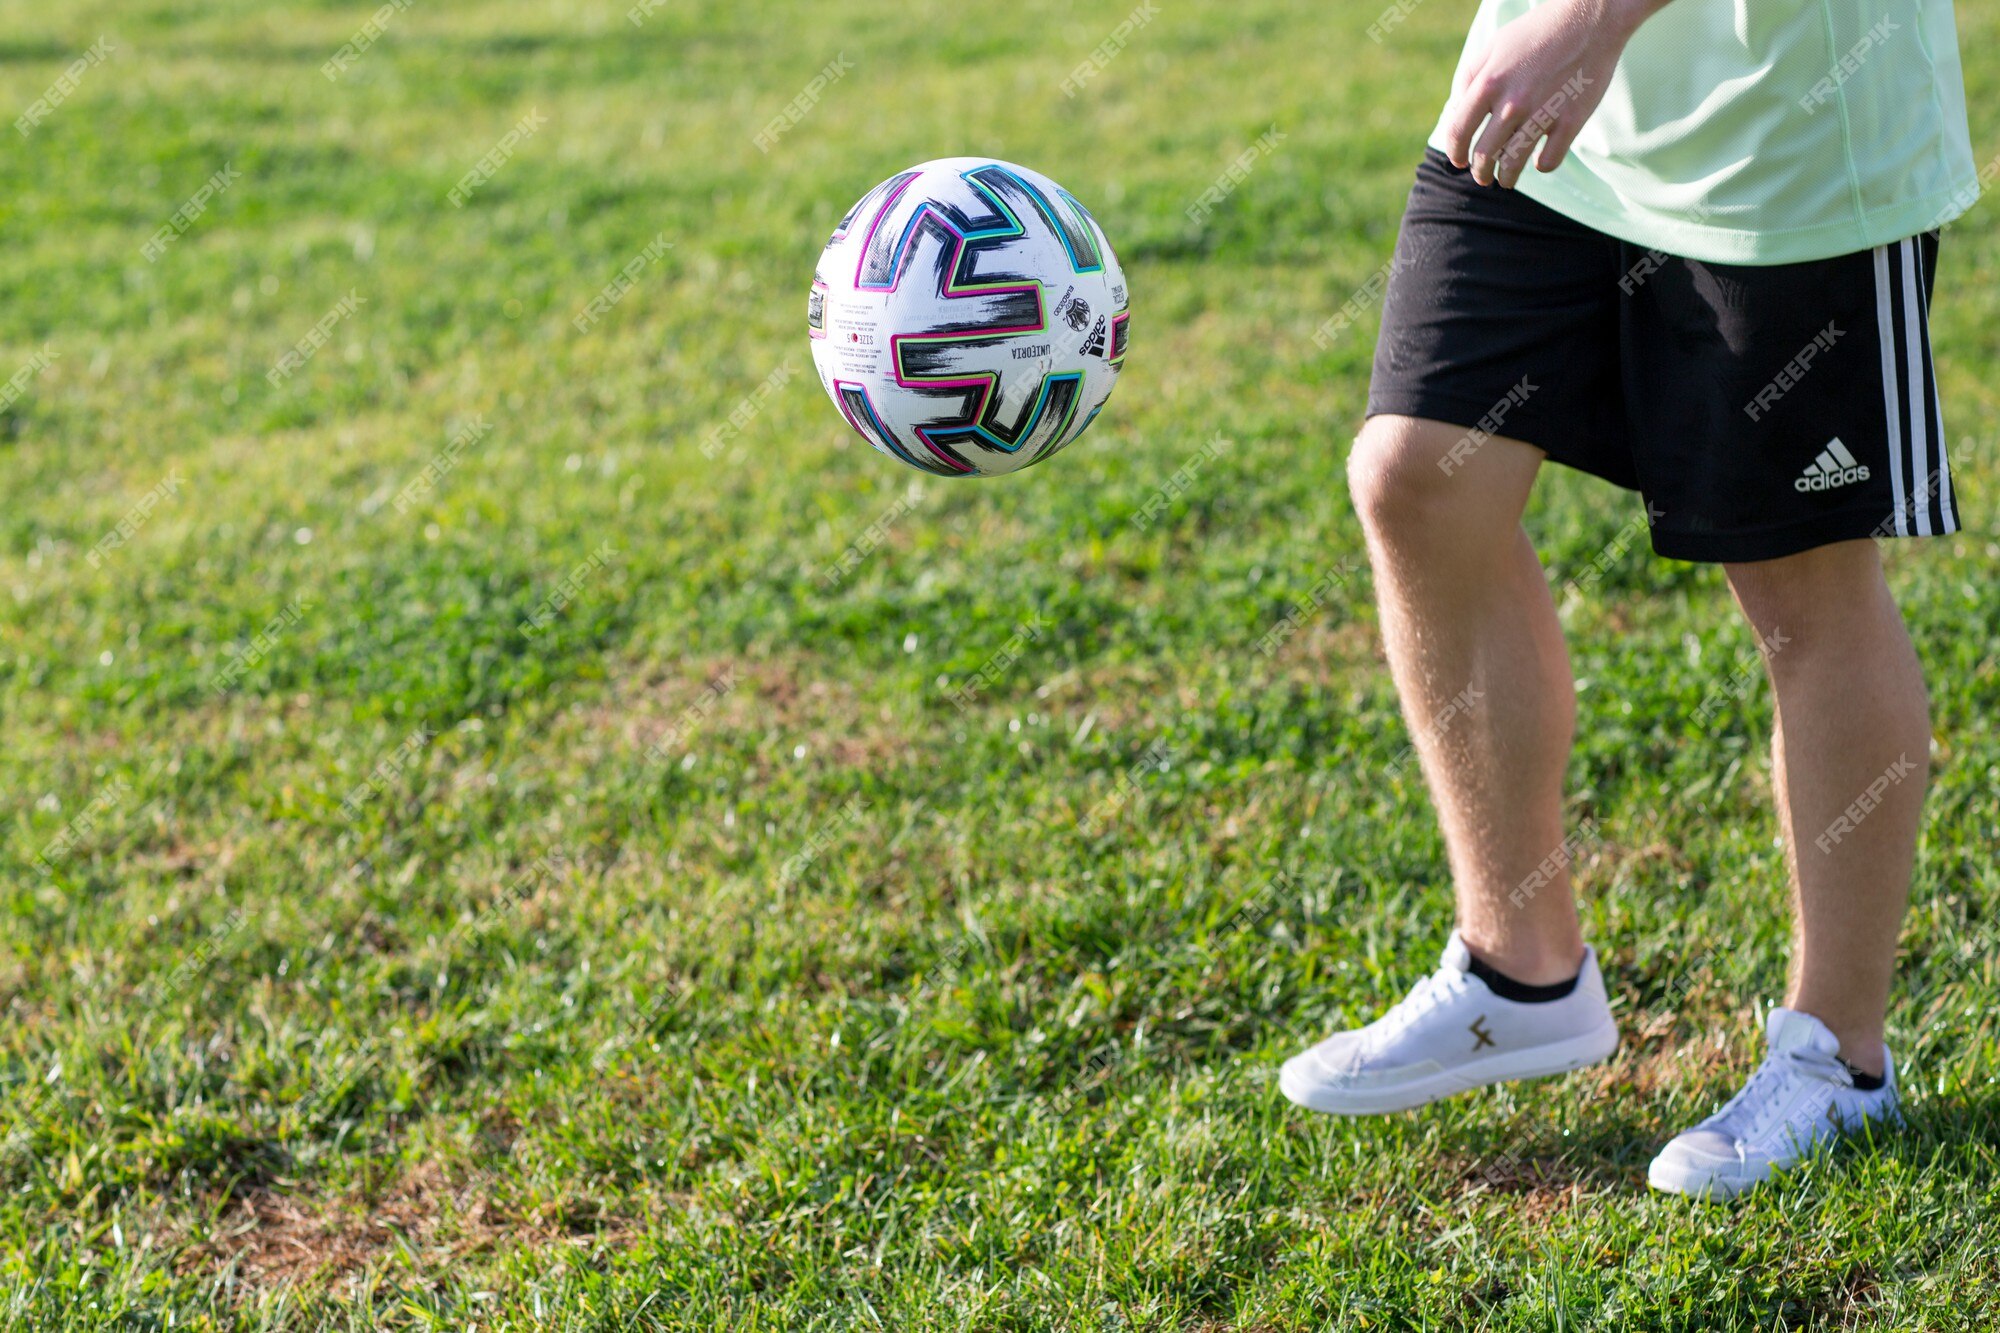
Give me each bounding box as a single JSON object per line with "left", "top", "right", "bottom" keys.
{"left": 1838, "top": 1057, "right": 1886, "bottom": 1092}
{"left": 1465, "top": 952, "right": 1581, "bottom": 1003}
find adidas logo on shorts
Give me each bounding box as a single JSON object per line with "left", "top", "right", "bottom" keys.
{"left": 1795, "top": 438, "right": 1870, "bottom": 492}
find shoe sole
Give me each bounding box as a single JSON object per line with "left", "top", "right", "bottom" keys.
{"left": 1645, "top": 1158, "right": 1759, "bottom": 1202}
{"left": 1279, "top": 1020, "right": 1621, "bottom": 1116}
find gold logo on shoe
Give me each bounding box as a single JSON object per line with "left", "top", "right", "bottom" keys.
{"left": 1470, "top": 1017, "right": 1495, "bottom": 1051}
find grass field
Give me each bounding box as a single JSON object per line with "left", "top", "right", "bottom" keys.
{"left": 3, "top": 0, "right": 1999, "bottom": 1326}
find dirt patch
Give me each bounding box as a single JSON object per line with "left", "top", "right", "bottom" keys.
{"left": 585, "top": 651, "right": 911, "bottom": 771}
{"left": 1588, "top": 1008, "right": 1748, "bottom": 1101}
{"left": 1258, "top": 614, "right": 1383, "bottom": 682}
{"left": 172, "top": 1162, "right": 635, "bottom": 1297}
{"left": 1445, "top": 1153, "right": 1593, "bottom": 1223}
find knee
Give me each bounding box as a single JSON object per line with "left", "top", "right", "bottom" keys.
{"left": 1723, "top": 541, "right": 1897, "bottom": 673}
{"left": 1346, "top": 418, "right": 1467, "bottom": 540}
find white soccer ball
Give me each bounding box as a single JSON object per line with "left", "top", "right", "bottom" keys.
{"left": 809, "top": 157, "right": 1129, "bottom": 477}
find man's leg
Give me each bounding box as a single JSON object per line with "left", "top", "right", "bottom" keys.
{"left": 1723, "top": 540, "right": 1929, "bottom": 1076}
{"left": 1645, "top": 539, "right": 1918, "bottom": 1196}
{"left": 1279, "top": 413, "right": 1617, "bottom": 1115}
{"left": 1348, "top": 414, "right": 1584, "bottom": 984}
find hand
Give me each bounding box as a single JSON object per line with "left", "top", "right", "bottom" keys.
{"left": 1440, "top": 0, "right": 1664, "bottom": 188}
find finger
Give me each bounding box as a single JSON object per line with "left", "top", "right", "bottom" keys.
{"left": 1535, "top": 115, "right": 1585, "bottom": 173}
{"left": 1495, "top": 117, "right": 1548, "bottom": 189}
{"left": 1453, "top": 48, "right": 1488, "bottom": 95}
{"left": 1440, "top": 60, "right": 1492, "bottom": 169}
{"left": 1468, "top": 98, "right": 1528, "bottom": 186}
{"left": 1440, "top": 99, "right": 1491, "bottom": 174}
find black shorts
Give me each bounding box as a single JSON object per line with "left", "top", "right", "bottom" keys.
{"left": 1367, "top": 149, "right": 1961, "bottom": 563}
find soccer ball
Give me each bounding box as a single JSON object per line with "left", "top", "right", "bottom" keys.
{"left": 808, "top": 157, "right": 1128, "bottom": 477}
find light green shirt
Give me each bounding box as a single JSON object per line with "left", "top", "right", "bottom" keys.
{"left": 1429, "top": 1, "right": 1981, "bottom": 264}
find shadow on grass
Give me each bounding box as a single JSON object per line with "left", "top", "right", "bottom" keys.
{"left": 1885, "top": 1083, "right": 2000, "bottom": 1158}
{"left": 1441, "top": 1109, "right": 1657, "bottom": 1201}
{"left": 1439, "top": 1079, "right": 2000, "bottom": 1206}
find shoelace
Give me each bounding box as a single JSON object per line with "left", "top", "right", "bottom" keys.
{"left": 1706, "top": 1046, "right": 1850, "bottom": 1144}
{"left": 1361, "top": 967, "right": 1470, "bottom": 1055}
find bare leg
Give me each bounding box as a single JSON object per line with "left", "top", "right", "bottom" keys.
{"left": 1349, "top": 416, "right": 1583, "bottom": 984}
{"left": 1724, "top": 541, "right": 1929, "bottom": 1076}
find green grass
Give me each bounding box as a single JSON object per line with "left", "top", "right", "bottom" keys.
{"left": 3, "top": 0, "right": 1999, "bottom": 1326}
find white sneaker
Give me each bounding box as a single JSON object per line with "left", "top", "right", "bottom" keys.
{"left": 1647, "top": 1007, "right": 1900, "bottom": 1201}
{"left": 1279, "top": 931, "right": 1619, "bottom": 1115}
